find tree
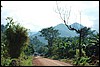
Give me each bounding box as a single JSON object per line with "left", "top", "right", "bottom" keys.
{"left": 85, "top": 32, "right": 99, "bottom": 57}
{"left": 5, "top": 17, "right": 29, "bottom": 58}
{"left": 55, "top": 1, "right": 88, "bottom": 58}
{"left": 39, "top": 27, "right": 60, "bottom": 56}
{"left": 80, "top": 27, "right": 95, "bottom": 44}
{"left": 52, "top": 36, "right": 78, "bottom": 59}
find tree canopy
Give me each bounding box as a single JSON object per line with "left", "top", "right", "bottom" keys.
{"left": 39, "top": 26, "right": 60, "bottom": 56}
{"left": 5, "top": 17, "right": 29, "bottom": 58}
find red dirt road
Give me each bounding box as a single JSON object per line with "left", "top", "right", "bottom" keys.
{"left": 32, "top": 56, "right": 73, "bottom": 66}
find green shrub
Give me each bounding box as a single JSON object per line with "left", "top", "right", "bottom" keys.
{"left": 73, "top": 56, "right": 90, "bottom": 66}
{"left": 68, "top": 49, "right": 76, "bottom": 58}
{"left": 20, "top": 56, "right": 33, "bottom": 66}
{"left": 1, "top": 57, "right": 11, "bottom": 66}
{"left": 1, "top": 55, "right": 33, "bottom": 66}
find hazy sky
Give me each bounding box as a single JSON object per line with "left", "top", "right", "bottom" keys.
{"left": 1, "top": 1, "right": 99, "bottom": 32}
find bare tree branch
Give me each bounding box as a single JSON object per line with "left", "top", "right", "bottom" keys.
{"left": 56, "top": 1, "right": 64, "bottom": 21}
{"left": 66, "top": 6, "right": 71, "bottom": 24}
{"left": 55, "top": 1, "right": 83, "bottom": 58}
{"left": 56, "top": 1, "right": 81, "bottom": 33}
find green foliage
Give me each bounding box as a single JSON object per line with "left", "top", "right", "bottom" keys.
{"left": 75, "top": 49, "right": 86, "bottom": 58}
{"left": 40, "top": 27, "right": 60, "bottom": 41}
{"left": 81, "top": 27, "right": 92, "bottom": 39}
{"left": 5, "top": 17, "right": 29, "bottom": 58}
{"left": 1, "top": 34, "right": 9, "bottom": 57}
{"left": 60, "top": 59, "right": 73, "bottom": 65}
{"left": 43, "top": 27, "right": 98, "bottom": 66}
{"left": 50, "top": 37, "right": 78, "bottom": 59}
{"left": 1, "top": 17, "right": 32, "bottom": 66}
{"left": 73, "top": 56, "right": 90, "bottom": 66}
{"left": 38, "top": 46, "right": 48, "bottom": 56}
{"left": 60, "top": 59, "right": 67, "bottom": 62}
{"left": 30, "top": 36, "right": 46, "bottom": 53}
{"left": 68, "top": 49, "right": 76, "bottom": 58}
{"left": 73, "top": 49, "right": 91, "bottom": 66}
{"left": 1, "top": 57, "right": 11, "bottom": 66}
{"left": 39, "top": 27, "right": 60, "bottom": 56}
{"left": 1, "top": 15, "right": 98, "bottom": 66}
{"left": 24, "top": 44, "right": 34, "bottom": 56}
{"left": 83, "top": 33, "right": 99, "bottom": 57}
{"left": 1, "top": 24, "right": 9, "bottom": 58}
{"left": 1, "top": 56, "right": 33, "bottom": 66}
{"left": 50, "top": 55, "right": 59, "bottom": 60}
{"left": 19, "top": 56, "right": 33, "bottom": 66}
{"left": 2, "top": 56, "right": 33, "bottom": 66}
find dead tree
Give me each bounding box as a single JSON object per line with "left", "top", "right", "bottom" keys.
{"left": 56, "top": 1, "right": 82, "bottom": 58}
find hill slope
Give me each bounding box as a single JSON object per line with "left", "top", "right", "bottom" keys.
{"left": 29, "top": 22, "right": 84, "bottom": 44}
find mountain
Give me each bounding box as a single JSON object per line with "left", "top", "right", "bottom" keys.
{"left": 32, "top": 32, "right": 48, "bottom": 44}
{"left": 53, "top": 22, "right": 85, "bottom": 37}
{"left": 28, "top": 31, "right": 37, "bottom": 36}
{"left": 54, "top": 23, "right": 77, "bottom": 37}
{"left": 29, "top": 22, "right": 84, "bottom": 44}
{"left": 71, "top": 22, "right": 84, "bottom": 30}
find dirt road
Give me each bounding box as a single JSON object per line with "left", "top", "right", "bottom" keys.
{"left": 32, "top": 56, "right": 73, "bottom": 66}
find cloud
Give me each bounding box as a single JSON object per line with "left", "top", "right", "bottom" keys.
{"left": 1, "top": 1, "right": 99, "bottom": 32}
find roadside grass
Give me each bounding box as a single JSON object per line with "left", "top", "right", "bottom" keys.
{"left": 20, "top": 56, "right": 33, "bottom": 66}
{"left": 1, "top": 57, "right": 12, "bottom": 66}
{"left": 60, "top": 57, "right": 98, "bottom": 66}
{"left": 60, "top": 58, "right": 73, "bottom": 65}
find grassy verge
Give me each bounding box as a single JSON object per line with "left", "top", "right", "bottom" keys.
{"left": 1, "top": 57, "right": 11, "bottom": 66}
{"left": 20, "top": 56, "right": 33, "bottom": 66}
{"left": 60, "top": 59, "right": 73, "bottom": 65}
{"left": 1, "top": 56, "right": 33, "bottom": 66}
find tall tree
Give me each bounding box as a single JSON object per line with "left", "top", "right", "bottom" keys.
{"left": 5, "top": 17, "right": 29, "bottom": 58}
{"left": 55, "top": 2, "right": 89, "bottom": 58}
{"left": 39, "top": 27, "right": 60, "bottom": 56}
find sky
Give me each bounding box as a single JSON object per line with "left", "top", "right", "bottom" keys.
{"left": 1, "top": 1, "right": 99, "bottom": 32}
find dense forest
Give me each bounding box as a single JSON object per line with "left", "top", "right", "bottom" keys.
{"left": 32, "top": 25, "right": 99, "bottom": 66}
{"left": 1, "top": 2, "right": 99, "bottom": 66}
{"left": 1, "top": 17, "right": 99, "bottom": 66}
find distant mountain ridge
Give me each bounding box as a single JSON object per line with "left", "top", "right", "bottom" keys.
{"left": 54, "top": 23, "right": 76, "bottom": 37}
{"left": 29, "top": 22, "right": 84, "bottom": 44}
